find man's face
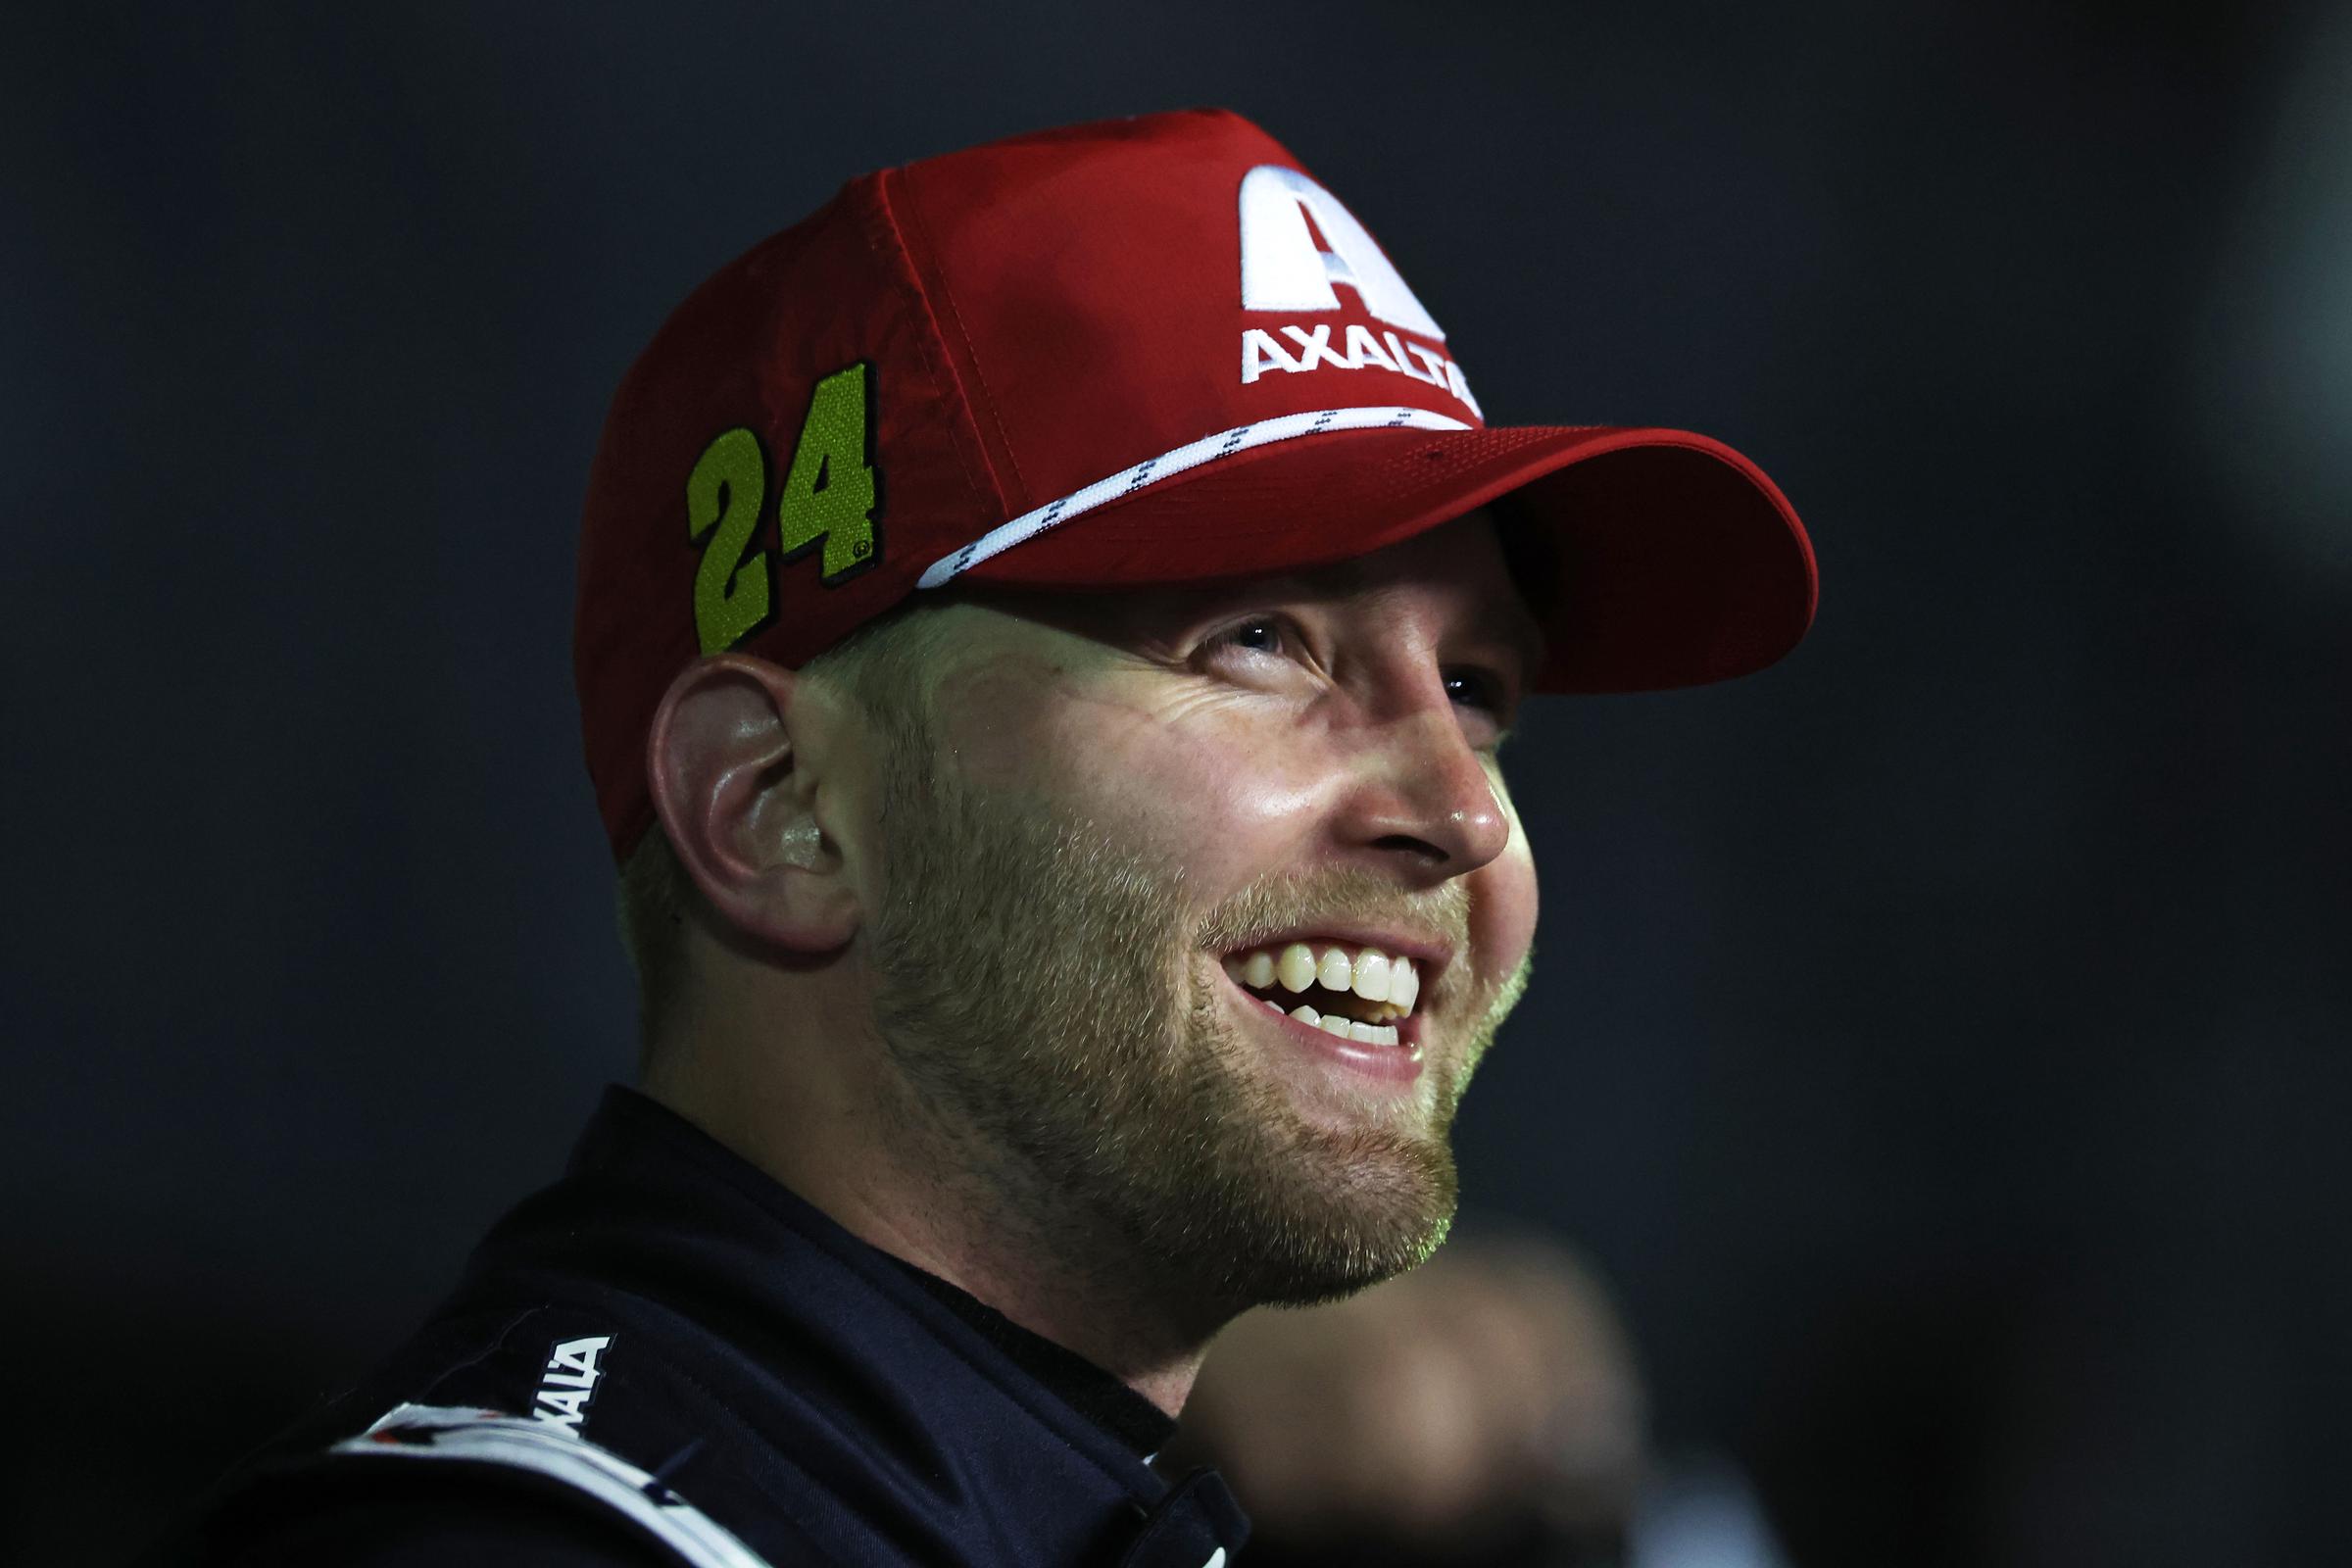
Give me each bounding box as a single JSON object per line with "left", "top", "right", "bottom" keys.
{"left": 852, "top": 508, "right": 1543, "bottom": 1312}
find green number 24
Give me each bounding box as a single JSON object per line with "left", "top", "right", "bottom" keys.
{"left": 687, "top": 361, "right": 880, "bottom": 657}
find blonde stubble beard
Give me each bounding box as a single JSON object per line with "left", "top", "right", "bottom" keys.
{"left": 850, "top": 696, "right": 1534, "bottom": 1317}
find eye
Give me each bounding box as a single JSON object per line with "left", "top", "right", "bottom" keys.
{"left": 1439, "top": 667, "right": 1514, "bottom": 714}
{"left": 1203, "top": 615, "right": 1298, "bottom": 658}
{"left": 1203, "top": 620, "right": 1514, "bottom": 723}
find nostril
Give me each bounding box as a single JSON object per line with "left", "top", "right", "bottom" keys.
{"left": 1373, "top": 834, "right": 1441, "bottom": 857}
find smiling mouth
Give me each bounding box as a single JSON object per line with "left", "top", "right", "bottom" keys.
{"left": 1223, "top": 945, "right": 1420, "bottom": 1053}
{"left": 1217, "top": 962, "right": 1427, "bottom": 1058}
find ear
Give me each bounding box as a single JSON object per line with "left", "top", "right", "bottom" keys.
{"left": 645, "top": 654, "right": 860, "bottom": 956}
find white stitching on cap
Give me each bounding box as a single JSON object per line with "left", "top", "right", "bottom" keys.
{"left": 914, "top": 406, "right": 1472, "bottom": 589}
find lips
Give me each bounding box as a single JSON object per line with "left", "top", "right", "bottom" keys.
{"left": 1218, "top": 963, "right": 1427, "bottom": 1087}
{"left": 1218, "top": 927, "right": 1454, "bottom": 980}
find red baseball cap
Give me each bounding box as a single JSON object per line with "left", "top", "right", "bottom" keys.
{"left": 575, "top": 107, "right": 1817, "bottom": 860}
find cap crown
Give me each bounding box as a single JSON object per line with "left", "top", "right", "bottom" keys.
{"left": 575, "top": 109, "right": 1473, "bottom": 858}
{"left": 893, "top": 108, "right": 1483, "bottom": 521}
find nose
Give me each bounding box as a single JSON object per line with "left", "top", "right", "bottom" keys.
{"left": 1345, "top": 688, "right": 1514, "bottom": 875}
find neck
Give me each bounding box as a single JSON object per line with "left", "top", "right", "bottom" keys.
{"left": 642, "top": 1021, "right": 1217, "bottom": 1421}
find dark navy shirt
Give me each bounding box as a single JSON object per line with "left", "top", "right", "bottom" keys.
{"left": 141, "top": 1085, "right": 1250, "bottom": 1567}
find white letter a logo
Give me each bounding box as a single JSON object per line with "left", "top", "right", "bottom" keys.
{"left": 1238, "top": 165, "right": 1445, "bottom": 341}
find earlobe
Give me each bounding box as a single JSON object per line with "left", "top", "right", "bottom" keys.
{"left": 645, "top": 655, "right": 861, "bottom": 956}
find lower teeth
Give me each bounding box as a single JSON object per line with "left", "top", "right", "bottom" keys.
{"left": 1256, "top": 995, "right": 1401, "bottom": 1047}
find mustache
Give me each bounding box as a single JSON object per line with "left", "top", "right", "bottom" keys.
{"left": 1197, "top": 871, "right": 1471, "bottom": 964}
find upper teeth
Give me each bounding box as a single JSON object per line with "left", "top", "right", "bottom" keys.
{"left": 1219, "top": 941, "right": 1422, "bottom": 1018}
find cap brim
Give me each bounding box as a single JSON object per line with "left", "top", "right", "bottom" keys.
{"left": 949, "top": 422, "right": 1817, "bottom": 693}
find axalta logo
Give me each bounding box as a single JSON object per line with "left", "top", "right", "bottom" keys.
{"left": 1236, "top": 165, "right": 1480, "bottom": 418}
{"left": 530, "top": 1334, "right": 612, "bottom": 1439}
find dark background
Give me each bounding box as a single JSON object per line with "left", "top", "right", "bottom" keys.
{"left": 6, "top": 3, "right": 2347, "bottom": 1565}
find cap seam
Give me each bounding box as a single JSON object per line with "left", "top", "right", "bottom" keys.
{"left": 885, "top": 162, "right": 1034, "bottom": 512}
{"left": 862, "top": 170, "right": 1007, "bottom": 527}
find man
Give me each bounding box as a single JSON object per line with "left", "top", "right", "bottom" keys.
{"left": 144, "top": 107, "right": 1814, "bottom": 1566}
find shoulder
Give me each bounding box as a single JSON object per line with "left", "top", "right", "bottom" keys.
{"left": 174, "top": 1462, "right": 678, "bottom": 1566}
{"left": 148, "top": 1405, "right": 793, "bottom": 1568}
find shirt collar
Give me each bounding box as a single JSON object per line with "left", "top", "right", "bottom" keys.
{"left": 880, "top": 1253, "right": 1179, "bottom": 1461}
{"left": 591, "top": 1087, "right": 1178, "bottom": 1462}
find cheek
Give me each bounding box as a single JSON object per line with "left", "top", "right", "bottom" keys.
{"left": 1492, "top": 834, "right": 1541, "bottom": 952}
{"left": 1473, "top": 776, "right": 1541, "bottom": 970}
{"left": 942, "top": 660, "right": 1300, "bottom": 865}
{"left": 1056, "top": 705, "right": 1308, "bottom": 873}
{"left": 927, "top": 662, "right": 1055, "bottom": 793}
